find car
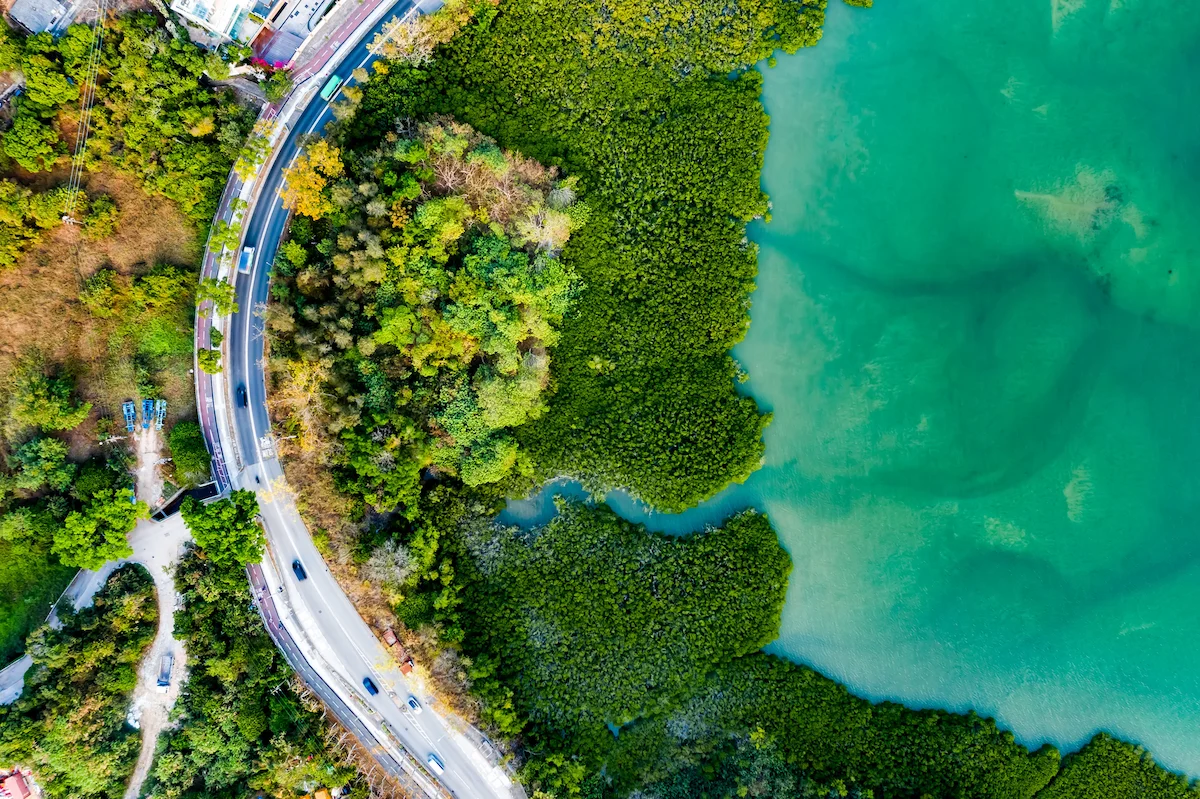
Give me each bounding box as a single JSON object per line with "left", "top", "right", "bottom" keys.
{"left": 407, "top": 695, "right": 422, "bottom": 714}
{"left": 362, "top": 677, "right": 379, "bottom": 696}
{"left": 291, "top": 560, "right": 307, "bottom": 581}
{"left": 236, "top": 385, "right": 248, "bottom": 407}
{"left": 426, "top": 753, "right": 445, "bottom": 775}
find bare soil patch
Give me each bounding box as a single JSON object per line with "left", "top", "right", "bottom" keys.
{"left": 0, "top": 169, "right": 200, "bottom": 459}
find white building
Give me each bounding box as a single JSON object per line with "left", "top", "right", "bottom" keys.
{"left": 170, "top": 0, "right": 267, "bottom": 41}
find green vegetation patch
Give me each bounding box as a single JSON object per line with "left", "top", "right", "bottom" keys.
{"left": 0, "top": 535, "right": 74, "bottom": 664}
{"left": 146, "top": 547, "right": 367, "bottom": 799}
{"left": 1037, "top": 733, "right": 1200, "bottom": 799}
{"left": 269, "top": 119, "right": 584, "bottom": 502}
{"left": 0, "top": 564, "right": 156, "bottom": 799}
{"left": 166, "top": 421, "right": 212, "bottom": 487}
{"left": 7, "top": 15, "right": 255, "bottom": 225}
{"left": 349, "top": 0, "right": 826, "bottom": 510}
{"left": 458, "top": 503, "right": 789, "bottom": 742}
{"left": 607, "top": 653, "right": 1062, "bottom": 799}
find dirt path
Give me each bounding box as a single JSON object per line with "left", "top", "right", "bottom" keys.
{"left": 135, "top": 424, "right": 164, "bottom": 511}
{"left": 122, "top": 513, "right": 191, "bottom": 799}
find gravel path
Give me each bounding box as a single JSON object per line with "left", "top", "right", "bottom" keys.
{"left": 122, "top": 513, "right": 191, "bottom": 799}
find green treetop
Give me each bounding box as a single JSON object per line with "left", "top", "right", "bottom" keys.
{"left": 7, "top": 362, "right": 92, "bottom": 432}
{"left": 180, "top": 489, "right": 264, "bottom": 566}
{"left": 8, "top": 436, "right": 75, "bottom": 492}
{"left": 54, "top": 487, "right": 147, "bottom": 570}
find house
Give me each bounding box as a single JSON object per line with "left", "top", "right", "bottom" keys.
{"left": 6, "top": 0, "right": 67, "bottom": 34}
{"left": 0, "top": 771, "right": 32, "bottom": 799}
{"left": 169, "top": 0, "right": 268, "bottom": 41}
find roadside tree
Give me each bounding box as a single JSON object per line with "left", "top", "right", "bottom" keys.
{"left": 53, "top": 487, "right": 147, "bottom": 570}
{"left": 167, "top": 421, "right": 212, "bottom": 486}
{"left": 180, "top": 489, "right": 263, "bottom": 566}
{"left": 197, "top": 277, "right": 239, "bottom": 317}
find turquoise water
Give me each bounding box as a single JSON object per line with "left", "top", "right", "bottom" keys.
{"left": 504, "top": 0, "right": 1200, "bottom": 774}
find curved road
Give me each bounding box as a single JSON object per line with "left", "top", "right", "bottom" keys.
{"left": 216, "top": 8, "right": 515, "bottom": 799}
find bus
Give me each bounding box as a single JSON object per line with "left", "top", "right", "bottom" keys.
{"left": 320, "top": 74, "right": 343, "bottom": 102}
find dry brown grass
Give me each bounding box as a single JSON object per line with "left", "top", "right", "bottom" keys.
{"left": 0, "top": 169, "right": 200, "bottom": 458}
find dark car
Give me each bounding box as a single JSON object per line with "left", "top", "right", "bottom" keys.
{"left": 237, "top": 385, "right": 248, "bottom": 407}
{"left": 362, "top": 677, "right": 379, "bottom": 696}
{"left": 291, "top": 560, "right": 307, "bottom": 581}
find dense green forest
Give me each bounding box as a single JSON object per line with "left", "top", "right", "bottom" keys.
{"left": 268, "top": 116, "right": 585, "bottom": 510}
{"left": 4, "top": 14, "right": 254, "bottom": 224}
{"left": 385, "top": 501, "right": 1196, "bottom": 799}
{"left": 145, "top": 508, "right": 366, "bottom": 799}
{"left": 345, "top": 0, "right": 828, "bottom": 511}
{"left": 0, "top": 564, "right": 156, "bottom": 799}
{"left": 0, "top": 360, "right": 148, "bottom": 660}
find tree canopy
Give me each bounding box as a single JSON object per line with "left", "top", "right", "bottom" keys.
{"left": 145, "top": 550, "right": 368, "bottom": 799}
{"left": 270, "top": 118, "right": 583, "bottom": 508}
{"left": 167, "top": 421, "right": 212, "bottom": 487}
{"left": 54, "top": 486, "right": 146, "bottom": 570}
{"left": 0, "top": 565, "right": 156, "bottom": 799}
{"left": 5, "top": 360, "right": 92, "bottom": 433}
{"left": 8, "top": 436, "right": 75, "bottom": 492}
{"left": 180, "top": 489, "right": 264, "bottom": 567}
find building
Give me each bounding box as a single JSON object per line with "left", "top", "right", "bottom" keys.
{"left": 6, "top": 0, "right": 67, "bottom": 34}
{"left": 0, "top": 771, "right": 32, "bottom": 799}
{"left": 169, "top": 0, "right": 268, "bottom": 41}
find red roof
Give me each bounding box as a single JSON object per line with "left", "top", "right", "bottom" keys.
{"left": 3, "top": 773, "right": 31, "bottom": 799}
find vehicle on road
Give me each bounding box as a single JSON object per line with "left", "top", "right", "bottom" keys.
{"left": 427, "top": 753, "right": 445, "bottom": 775}
{"left": 362, "top": 677, "right": 379, "bottom": 696}
{"left": 320, "top": 74, "right": 343, "bottom": 101}
{"left": 237, "top": 384, "right": 248, "bottom": 407}
{"left": 238, "top": 246, "right": 256, "bottom": 274}
{"left": 292, "top": 559, "right": 307, "bottom": 580}
{"left": 407, "top": 695, "right": 422, "bottom": 714}
{"left": 157, "top": 653, "right": 174, "bottom": 693}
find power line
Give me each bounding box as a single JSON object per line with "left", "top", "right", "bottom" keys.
{"left": 62, "top": 0, "right": 109, "bottom": 223}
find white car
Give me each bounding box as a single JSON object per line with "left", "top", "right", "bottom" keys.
{"left": 407, "top": 695, "right": 423, "bottom": 714}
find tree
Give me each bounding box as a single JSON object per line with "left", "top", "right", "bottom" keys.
{"left": 167, "top": 421, "right": 211, "bottom": 486}
{"left": 234, "top": 120, "right": 276, "bottom": 180}
{"left": 197, "top": 348, "right": 222, "bottom": 374}
{"left": 82, "top": 193, "right": 119, "bottom": 239}
{"left": 0, "top": 565, "right": 156, "bottom": 798}
{"left": 20, "top": 53, "right": 77, "bottom": 109}
{"left": 0, "top": 504, "right": 56, "bottom": 542}
{"left": 8, "top": 363, "right": 92, "bottom": 431}
{"left": 8, "top": 436, "right": 75, "bottom": 492}
{"left": 0, "top": 24, "right": 22, "bottom": 74}
{"left": 262, "top": 68, "right": 293, "bottom": 103}
{"left": 196, "top": 277, "right": 238, "bottom": 316}
{"left": 281, "top": 140, "right": 343, "bottom": 219}
{"left": 53, "top": 487, "right": 146, "bottom": 570}
{"left": 180, "top": 489, "right": 263, "bottom": 566}
{"left": 2, "top": 113, "right": 61, "bottom": 172}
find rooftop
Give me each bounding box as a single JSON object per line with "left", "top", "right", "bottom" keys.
{"left": 6, "top": 0, "right": 66, "bottom": 33}
{"left": 1, "top": 772, "right": 31, "bottom": 799}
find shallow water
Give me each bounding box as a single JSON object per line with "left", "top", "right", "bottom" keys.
{"left": 503, "top": 0, "right": 1200, "bottom": 774}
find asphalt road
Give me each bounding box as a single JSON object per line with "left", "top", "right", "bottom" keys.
{"left": 224, "top": 9, "right": 515, "bottom": 799}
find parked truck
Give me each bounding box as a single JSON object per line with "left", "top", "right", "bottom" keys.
{"left": 380, "top": 627, "right": 415, "bottom": 674}
{"left": 157, "top": 653, "right": 174, "bottom": 693}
